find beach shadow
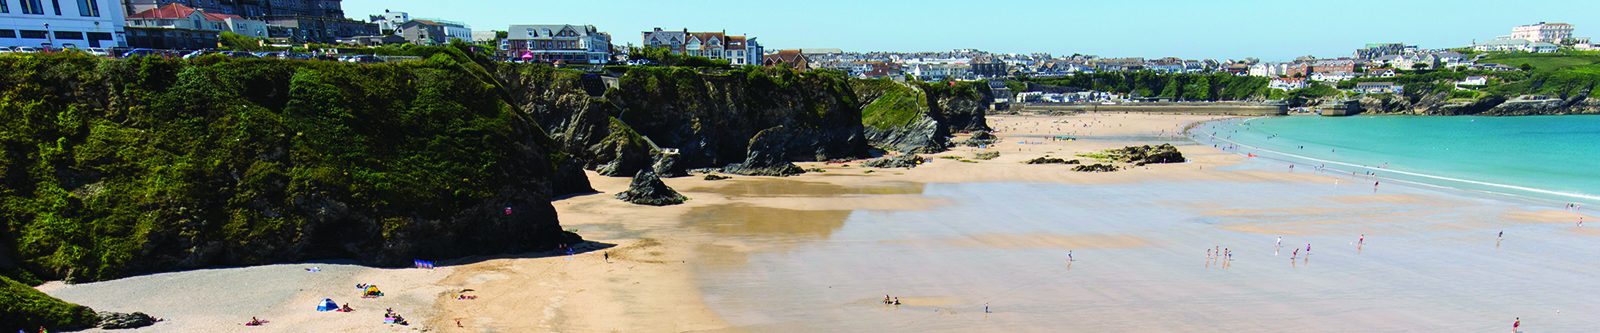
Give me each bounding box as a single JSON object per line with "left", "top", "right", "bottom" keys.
{"left": 434, "top": 241, "right": 619, "bottom": 267}
{"left": 553, "top": 190, "right": 605, "bottom": 201}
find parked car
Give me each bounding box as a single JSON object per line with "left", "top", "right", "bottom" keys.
{"left": 120, "top": 48, "right": 160, "bottom": 58}
{"left": 13, "top": 46, "right": 42, "bottom": 53}
{"left": 181, "top": 49, "right": 212, "bottom": 59}
{"left": 223, "top": 51, "right": 259, "bottom": 58}
{"left": 343, "top": 55, "right": 382, "bottom": 63}
{"left": 86, "top": 48, "right": 111, "bottom": 57}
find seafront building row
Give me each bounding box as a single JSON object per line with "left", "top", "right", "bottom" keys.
{"left": 0, "top": 2, "right": 1591, "bottom": 81}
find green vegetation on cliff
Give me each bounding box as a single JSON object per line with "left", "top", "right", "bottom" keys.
{"left": 1018, "top": 72, "right": 1270, "bottom": 101}
{"left": 852, "top": 79, "right": 928, "bottom": 129}
{"left": 1479, "top": 51, "right": 1600, "bottom": 73}
{"left": 0, "top": 46, "right": 570, "bottom": 285}
{"left": 1, "top": 276, "right": 98, "bottom": 330}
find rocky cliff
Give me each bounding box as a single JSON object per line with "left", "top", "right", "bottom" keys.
{"left": 612, "top": 66, "right": 869, "bottom": 167}
{"left": 851, "top": 79, "right": 949, "bottom": 154}
{"left": 920, "top": 81, "right": 993, "bottom": 132}
{"left": 501, "top": 65, "right": 870, "bottom": 175}
{"left": 0, "top": 51, "right": 578, "bottom": 284}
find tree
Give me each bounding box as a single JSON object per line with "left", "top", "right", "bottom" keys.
{"left": 1519, "top": 63, "right": 1535, "bottom": 71}
{"left": 1411, "top": 63, "right": 1430, "bottom": 70}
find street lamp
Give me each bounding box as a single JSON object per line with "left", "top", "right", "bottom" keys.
{"left": 44, "top": 23, "right": 54, "bottom": 49}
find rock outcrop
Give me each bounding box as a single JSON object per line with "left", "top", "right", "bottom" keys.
{"left": 862, "top": 154, "right": 925, "bottom": 169}
{"left": 1024, "top": 157, "right": 1080, "bottom": 165}
{"left": 651, "top": 152, "right": 687, "bottom": 178}
{"left": 97, "top": 312, "right": 156, "bottom": 330}
{"left": 615, "top": 170, "right": 687, "bottom": 206}
{"left": 852, "top": 79, "right": 950, "bottom": 154}
{"left": 922, "top": 81, "right": 994, "bottom": 133}
{"left": 1073, "top": 164, "right": 1120, "bottom": 172}
{"left": 609, "top": 66, "right": 868, "bottom": 169}
{"left": 959, "top": 130, "right": 999, "bottom": 147}
{"left": 1106, "top": 144, "right": 1187, "bottom": 166}
{"left": 723, "top": 127, "right": 807, "bottom": 176}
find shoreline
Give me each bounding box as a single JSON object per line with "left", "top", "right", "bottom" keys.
{"left": 37, "top": 112, "right": 1597, "bottom": 332}
{"left": 1195, "top": 116, "right": 1600, "bottom": 206}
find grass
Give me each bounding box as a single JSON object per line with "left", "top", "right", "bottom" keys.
{"left": 853, "top": 79, "right": 928, "bottom": 129}
{"left": 1, "top": 275, "right": 99, "bottom": 331}
{"left": 1480, "top": 52, "right": 1600, "bottom": 72}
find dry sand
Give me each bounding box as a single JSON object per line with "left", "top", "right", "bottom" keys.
{"left": 41, "top": 112, "right": 1595, "bottom": 332}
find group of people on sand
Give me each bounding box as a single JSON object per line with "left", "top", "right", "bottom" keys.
{"left": 383, "top": 308, "right": 409, "bottom": 325}
{"left": 882, "top": 295, "right": 902, "bottom": 306}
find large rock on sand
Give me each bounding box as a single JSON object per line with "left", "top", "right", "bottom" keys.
{"left": 722, "top": 127, "right": 806, "bottom": 177}
{"left": 615, "top": 170, "right": 687, "bottom": 206}
{"left": 97, "top": 311, "right": 155, "bottom": 329}
{"left": 863, "top": 154, "right": 925, "bottom": 169}
{"left": 1108, "top": 144, "right": 1186, "bottom": 166}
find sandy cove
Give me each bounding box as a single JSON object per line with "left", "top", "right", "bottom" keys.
{"left": 41, "top": 113, "right": 1598, "bottom": 332}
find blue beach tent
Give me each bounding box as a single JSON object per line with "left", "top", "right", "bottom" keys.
{"left": 316, "top": 298, "right": 338, "bottom": 312}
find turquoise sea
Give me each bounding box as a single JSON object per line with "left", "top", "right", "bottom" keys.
{"left": 1196, "top": 115, "right": 1600, "bottom": 205}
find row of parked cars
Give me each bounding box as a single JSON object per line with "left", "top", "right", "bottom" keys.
{"left": 0, "top": 46, "right": 388, "bottom": 63}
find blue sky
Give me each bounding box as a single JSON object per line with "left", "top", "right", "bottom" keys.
{"left": 344, "top": 0, "right": 1598, "bottom": 61}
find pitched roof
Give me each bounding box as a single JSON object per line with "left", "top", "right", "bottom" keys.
{"left": 130, "top": 3, "right": 243, "bottom": 22}
{"left": 128, "top": 3, "right": 200, "bottom": 19}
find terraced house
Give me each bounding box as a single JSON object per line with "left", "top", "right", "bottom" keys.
{"left": 0, "top": 0, "right": 127, "bottom": 48}
{"left": 641, "top": 27, "right": 763, "bottom": 66}
{"left": 507, "top": 24, "right": 611, "bottom": 64}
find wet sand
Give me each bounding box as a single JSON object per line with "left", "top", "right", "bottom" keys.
{"left": 40, "top": 113, "right": 1600, "bottom": 332}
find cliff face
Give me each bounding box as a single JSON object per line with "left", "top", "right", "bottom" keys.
{"left": 1360, "top": 93, "right": 1600, "bottom": 116}
{"left": 851, "top": 79, "right": 949, "bottom": 154}
{"left": 922, "top": 81, "right": 993, "bottom": 132}
{"left": 0, "top": 52, "right": 577, "bottom": 283}
{"left": 503, "top": 65, "right": 870, "bottom": 175}
{"left": 613, "top": 67, "right": 869, "bottom": 168}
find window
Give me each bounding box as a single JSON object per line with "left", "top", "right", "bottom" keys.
{"left": 54, "top": 31, "right": 82, "bottom": 40}
{"left": 20, "top": 0, "right": 42, "bottom": 14}
{"left": 0, "top": 0, "right": 8, "bottom": 13}
{"left": 50, "top": 0, "right": 58, "bottom": 15}
{"left": 19, "top": 30, "right": 47, "bottom": 39}
{"left": 76, "top": 0, "right": 97, "bottom": 16}
{"left": 0, "top": 30, "right": 15, "bottom": 38}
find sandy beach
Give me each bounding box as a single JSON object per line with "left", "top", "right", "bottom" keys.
{"left": 41, "top": 112, "right": 1600, "bottom": 332}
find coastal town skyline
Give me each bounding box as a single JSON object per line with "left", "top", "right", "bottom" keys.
{"left": 344, "top": 0, "right": 1600, "bottom": 61}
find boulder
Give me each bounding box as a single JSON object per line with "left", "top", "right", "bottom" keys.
{"left": 959, "top": 130, "right": 999, "bottom": 147}
{"left": 723, "top": 127, "right": 806, "bottom": 177}
{"left": 1073, "top": 164, "right": 1120, "bottom": 172}
{"left": 703, "top": 174, "right": 732, "bottom": 181}
{"left": 1023, "top": 157, "right": 1079, "bottom": 165}
{"left": 862, "top": 154, "right": 925, "bottom": 169}
{"left": 651, "top": 152, "right": 687, "bottom": 178}
{"left": 615, "top": 170, "right": 687, "bottom": 206}
{"left": 1107, "top": 144, "right": 1186, "bottom": 166}
{"left": 97, "top": 312, "right": 155, "bottom": 330}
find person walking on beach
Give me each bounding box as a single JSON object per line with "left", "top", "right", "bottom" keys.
{"left": 1359, "top": 234, "right": 1365, "bottom": 245}
{"left": 1291, "top": 248, "right": 1299, "bottom": 260}
{"left": 1513, "top": 317, "right": 1520, "bottom": 332}
{"left": 1067, "top": 250, "right": 1074, "bottom": 262}
{"left": 1276, "top": 236, "right": 1282, "bottom": 248}
{"left": 1499, "top": 230, "right": 1504, "bottom": 241}
{"left": 604, "top": 252, "right": 610, "bottom": 263}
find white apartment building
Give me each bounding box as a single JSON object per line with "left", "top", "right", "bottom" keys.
{"left": 369, "top": 10, "right": 409, "bottom": 33}
{"left": 0, "top": 0, "right": 127, "bottom": 48}
{"left": 1511, "top": 22, "right": 1573, "bottom": 43}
